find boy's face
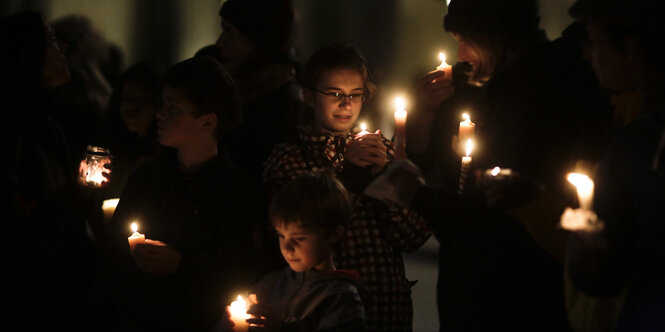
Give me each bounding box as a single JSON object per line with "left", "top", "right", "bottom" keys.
{"left": 274, "top": 221, "right": 334, "bottom": 273}
{"left": 157, "top": 86, "right": 215, "bottom": 148}
{"left": 308, "top": 68, "right": 364, "bottom": 136}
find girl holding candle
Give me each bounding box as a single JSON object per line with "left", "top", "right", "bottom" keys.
{"left": 104, "top": 57, "right": 262, "bottom": 331}
{"left": 263, "top": 43, "right": 430, "bottom": 332}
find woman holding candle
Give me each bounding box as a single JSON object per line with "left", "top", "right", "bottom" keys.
{"left": 405, "top": 0, "right": 615, "bottom": 330}
{"left": 263, "top": 44, "right": 430, "bottom": 332}
{"left": 565, "top": 1, "right": 665, "bottom": 330}
{"left": 103, "top": 57, "right": 262, "bottom": 331}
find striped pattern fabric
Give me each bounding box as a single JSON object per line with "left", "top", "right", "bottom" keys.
{"left": 263, "top": 130, "right": 432, "bottom": 331}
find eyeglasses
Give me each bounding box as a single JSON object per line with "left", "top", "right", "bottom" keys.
{"left": 313, "top": 89, "right": 365, "bottom": 103}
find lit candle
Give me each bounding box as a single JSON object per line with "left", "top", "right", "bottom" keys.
{"left": 567, "top": 173, "right": 594, "bottom": 211}
{"left": 356, "top": 122, "right": 371, "bottom": 137}
{"left": 458, "top": 113, "right": 475, "bottom": 143}
{"left": 127, "top": 222, "right": 145, "bottom": 252}
{"left": 229, "top": 295, "right": 250, "bottom": 332}
{"left": 102, "top": 198, "right": 119, "bottom": 220}
{"left": 462, "top": 138, "right": 473, "bottom": 166}
{"left": 458, "top": 139, "right": 474, "bottom": 194}
{"left": 436, "top": 52, "right": 453, "bottom": 81}
{"left": 394, "top": 97, "right": 407, "bottom": 159}
{"left": 80, "top": 145, "right": 112, "bottom": 187}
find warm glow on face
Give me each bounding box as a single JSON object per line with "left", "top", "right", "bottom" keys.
{"left": 229, "top": 295, "right": 250, "bottom": 319}
{"left": 465, "top": 139, "right": 474, "bottom": 157}
{"left": 491, "top": 167, "right": 500, "bottom": 176}
{"left": 131, "top": 222, "right": 138, "bottom": 233}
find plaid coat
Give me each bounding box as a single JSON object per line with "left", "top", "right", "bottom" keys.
{"left": 263, "top": 130, "right": 432, "bottom": 332}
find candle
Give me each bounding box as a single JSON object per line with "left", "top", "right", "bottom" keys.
{"left": 436, "top": 52, "right": 453, "bottom": 81}
{"left": 458, "top": 113, "right": 475, "bottom": 143}
{"left": 394, "top": 97, "right": 407, "bottom": 159}
{"left": 356, "top": 122, "right": 371, "bottom": 137}
{"left": 127, "top": 222, "right": 145, "bottom": 252}
{"left": 458, "top": 139, "right": 474, "bottom": 194}
{"left": 80, "top": 145, "right": 112, "bottom": 187}
{"left": 485, "top": 167, "right": 512, "bottom": 180}
{"left": 229, "top": 295, "right": 250, "bottom": 332}
{"left": 566, "top": 173, "right": 594, "bottom": 210}
{"left": 102, "top": 198, "right": 119, "bottom": 220}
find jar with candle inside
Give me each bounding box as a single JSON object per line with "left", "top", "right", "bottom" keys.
{"left": 79, "top": 145, "right": 112, "bottom": 187}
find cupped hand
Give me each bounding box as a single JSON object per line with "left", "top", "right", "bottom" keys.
{"left": 346, "top": 132, "right": 388, "bottom": 173}
{"left": 416, "top": 70, "right": 455, "bottom": 113}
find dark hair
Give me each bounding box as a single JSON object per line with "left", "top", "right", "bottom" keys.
{"left": 570, "top": 0, "right": 665, "bottom": 75}
{"left": 270, "top": 171, "right": 352, "bottom": 235}
{"left": 107, "top": 61, "right": 164, "bottom": 132}
{"left": 444, "top": 0, "right": 541, "bottom": 85}
{"left": 163, "top": 57, "right": 241, "bottom": 139}
{"left": 0, "top": 11, "right": 47, "bottom": 105}
{"left": 303, "top": 43, "right": 376, "bottom": 101}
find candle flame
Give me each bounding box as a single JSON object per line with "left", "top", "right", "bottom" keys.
{"left": 229, "top": 295, "right": 250, "bottom": 319}
{"left": 438, "top": 52, "right": 448, "bottom": 68}
{"left": 131, "top": 222, "right": 138, "bottom": 233}
{"left": 394, "top": 97, "right": 406, "bottom": 112}
{"left": 491, "top": 167, "right": 500, "bottom": 176}
{"left": 360, "top": 122, "right": 367, "bottom": 131}
{"left": 462, "top": 113, "right": 470, "bottom": 121}
{"left": 465, "top": 139, "right": 474, "bottom": 157}
{"left": 567, "top": 173, "right": 593, "bottom": 192}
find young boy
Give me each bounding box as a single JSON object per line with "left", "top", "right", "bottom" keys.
{"left": 246, "top": 172, "right": 365, "bottom": 331}
{"left": 263, "top": 44, "right": 431, "bottom": 331}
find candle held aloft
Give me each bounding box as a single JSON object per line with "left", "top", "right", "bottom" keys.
{"left": 394, "top": 97, "right": 407, "bottom": 159}
{"left": 436, "top": 52, "right": 453, "bottom": 82}
{"left": 229, "top": 295, "right": 250, "bottom": 332}
{"left": 127, "top": 222, "right": 145, "bottom": 251}
{"left": 102, "top": 198, "right": 119, "bottom": 220}
{"left": 567, "top": 173, "right": 594, "bottom": 210}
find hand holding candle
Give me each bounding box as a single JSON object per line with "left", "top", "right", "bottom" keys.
{"left": 356, "top": 122, "right": 371, "bottom": 137}
{"left": 228, "top": 295, "right": 251, "bottom": 332}
{"left": 394, "top": 97, "right": 407, "bottom": 159}
{"left": 127, "top": 222, "right": 145, "bottom": 252}
{"left": 79, "top": 145, "right": 112, "bottom": 187}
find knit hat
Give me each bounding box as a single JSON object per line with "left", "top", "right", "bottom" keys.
{"left": 219, "top": 0, "right": 294, "bottom": 55}
{"left": 569, "top": 0, "right": 664, "bottom": 32}
{"left": 444, "top": 0, "right": 540, "bottom": 49}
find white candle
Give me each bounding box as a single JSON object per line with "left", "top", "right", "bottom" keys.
{"left": 127, "top": 222, "right": 145, "bottom": 252}
{"left": 462, "top": 138, "right": 474, "bottom": 166}
{"left": 356, "top": 122, "right": 371, "bottom": 137}
{"left": 229, "top": 295, "right": 250, "bottom": 332}
{"left": 394, "top": 97, "right": 407, "bottom": 159}
{"left": 567, "top": 173, "right": 594, "bottom": 210}
{"left": 458, "top": 113, "right": 475, "bottom": 143}
{"left": 102, "top": 198, "right": 119, "bottom": 220}
{"left": 436, "top": 52, "right": 453, "bottom": 81}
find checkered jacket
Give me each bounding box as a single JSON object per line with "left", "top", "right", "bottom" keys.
{"left": 263, "top": 130, "right": 432, "bottom": 332}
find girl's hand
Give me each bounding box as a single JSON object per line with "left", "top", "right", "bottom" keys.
{"left": 133, "top": 239, "right": 182, "bottom": 274}
{"left": 346, "top": 132, "right": 388, "bottom": 173}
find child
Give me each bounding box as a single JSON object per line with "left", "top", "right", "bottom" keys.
{"left": 263, "top": 44, "right": 431, "bottom": 331}
{"left": 104, "top": 57, "right": 261, "bottom": 331}
{"left": 243, "top": 172, "right": 365, "bottom": 331}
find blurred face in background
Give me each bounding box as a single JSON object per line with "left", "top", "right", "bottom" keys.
{"left": 584, "top": 23, "right": 640, "bottom": 93}
{"left": 42, "top": 25, "right": 70, "bottom": 88}
{"left": 120, "top": 80, "right": 159, "bottom": 138}
{"left": 216, "top": 19, "right": 256, "bottom": 73}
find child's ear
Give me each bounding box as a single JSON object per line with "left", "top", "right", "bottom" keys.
{"left": 201, "top": 113, "right": 218, "bottom": 130}
{"left": 304, "top": 88, "right": 315, "bottom": 108}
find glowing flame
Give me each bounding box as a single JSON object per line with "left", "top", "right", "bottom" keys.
{"left": 131, "top": 222, "right": 138, "bottom": 233}
{"left": 103, "top": 198, "right": 119, "bottom": 209}
{"left": 229, "top": 295, "right": 250, "bottom": 319}
{"left": 491, "top": 167, "right": 501, "bottom": 176}
{"left": 462, "top": 113, "right": 470, "bottom": 121}
{"left": 438, "top": 52, "right": 448, "bottom": 69}
{"left": 360, "top": 122, "right": 367, "bottom": 131}
{"left": 394, "top": 97, "right": 406, "bottom": 112}
{"left": 567, "top": 172, "right": 594, "bottom": 210}
{"left": 465, "top": 139, "right": 474, "bottom": 157}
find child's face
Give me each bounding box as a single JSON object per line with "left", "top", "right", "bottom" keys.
{"left": 309, "top": 68, "right": 364, "bottom": 136}
{"left": 274, "top": 221, "right": 334, "bottom": 273}
{"left": 156, "top": 86, "right": 210, "bottom": 148}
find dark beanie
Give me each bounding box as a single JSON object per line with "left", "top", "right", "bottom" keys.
{"left": 444, "top": 0, "right": 540, "bottom": 48}
{"left": 569, "top": 0, "right": 664, "bottom": 32}
{"left": 219, "top": 0, "right": 294, "bottom": 55}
